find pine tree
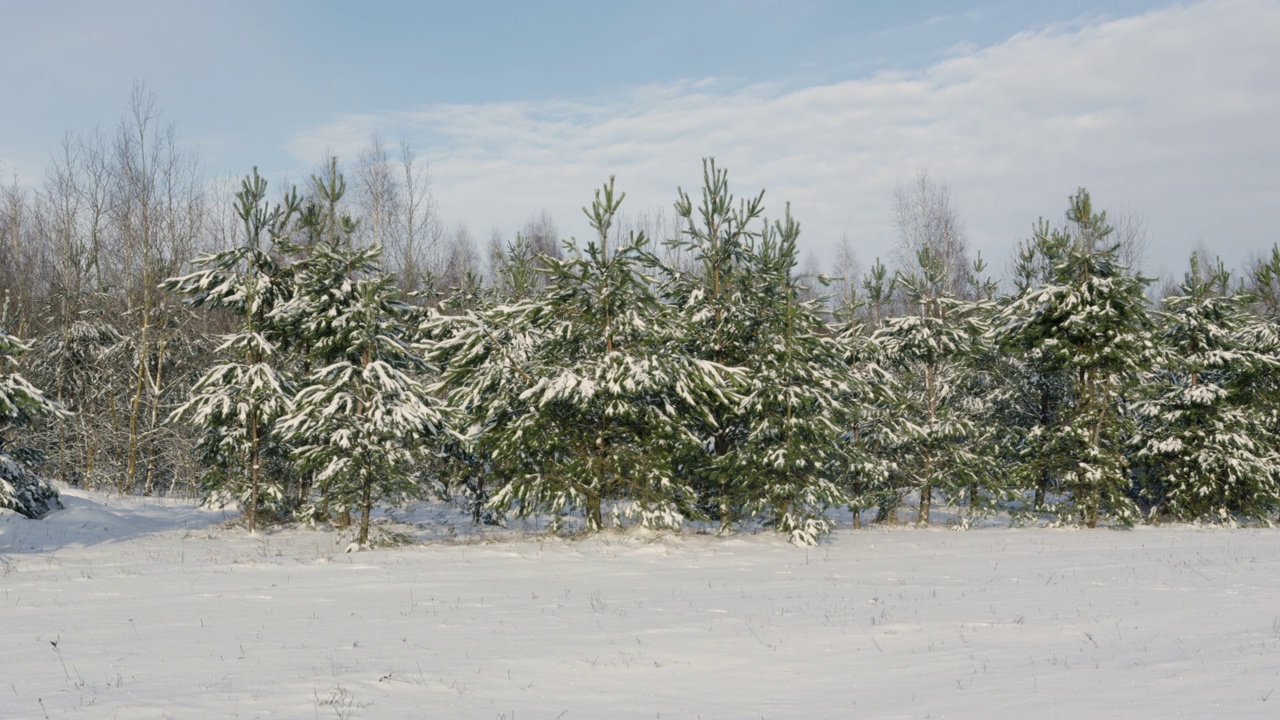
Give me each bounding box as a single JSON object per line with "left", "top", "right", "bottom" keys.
{"left": 275, "top": 161, "right": 449, "bottom": 547}
{"left": 660, "top": 159, "right": 766, "bottom": 524}
{"left": 720, "top": 207, "right": 853, "bottom": 543}
{"left": 1249, "top": 244, "right": 1280, "bottom": 319}
{"left": 415, "top": 247, "right": 520, "bottom": 526}
{"left": 1243, "top": 244, "right": 1280, "bottom": 494}
{"left": 23, "top": 318, "right": 124, "bottom": 488}
{"left": 871, "top": 245, "right": 993, "bottom": 525}
{"left": 839, "top": 258, "right": 903, "bottom": 524}
{"left": 1132, "top": 254, "right": 1280, "bottom": 520}
{"left": 996, "top": 230, "right": 1074, "bottom": 511}
{"left": 492, "top": 232, "right": 543, "bottom": 302}
{"left": 165, "top": 171, "right": 300, "bottom": 530}
{"left": 427, "top": 178, "right": 729, "bottom": 532}
{"left": 828, "top": 266, "right": 891, "bottom": 527}
{"left": 1, "top": 323, "right": 69, "bottom": 518}
{"left": 417, "top": 253, "right": 549, "bottom": 528}
{"left": 996, "top": 190, "right": 1152, "bottom": 527}
{"left": 656, "top": 161, "right": 858, "bottom": 542}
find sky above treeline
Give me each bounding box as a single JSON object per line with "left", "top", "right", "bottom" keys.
{"left": 2, "top": 0, "right": 1278, "bottom": 281}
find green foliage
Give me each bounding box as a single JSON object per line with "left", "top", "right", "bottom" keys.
{"left": 996, "top": 189, "right": 1153, "bottom": 526}
{"left": 660, "top": 159, "right": 771, "bottom": 522}
{"left": 164, "top": 170, "right": 301, "bottom": 529}
{"left": 1250, "top": 244, "right": 1280, "bottom": 319}
{"left": 276, "top": 162, "right": 449, "bottom": 546}
{"left": 428, "top": 178, "right": 732, "bottom": 532}
{"left": 720, "top": 206, "right": 855, "bottom": 543}
{"left": 870, "top": 245, "right": 998, "bottom": 525}
{"left": 1132, "top": 254, "right": 1280, "bottom": 520}
{"left": 1, "top": 327, "right": 69, "bottom": 518}
{"left": 108, "top": 160, "right": 1280, "bottom": 537}
{"left": 658, "top": 161, "right": 863, "bottom": 542}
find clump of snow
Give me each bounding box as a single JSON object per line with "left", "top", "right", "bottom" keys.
{"left": 2, "top": 487, "right": 1278, "bottom": 718}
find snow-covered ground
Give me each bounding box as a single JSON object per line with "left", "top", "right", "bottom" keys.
{"left": 3, "top": 489, "right": 1278, "bottom": 719}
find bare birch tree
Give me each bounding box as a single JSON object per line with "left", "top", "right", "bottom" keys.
{"left": 892, "top": 169, "right": 970, "bottom": 299}
{"left": 108, "top": 85, "right": 205, "bottom": 494}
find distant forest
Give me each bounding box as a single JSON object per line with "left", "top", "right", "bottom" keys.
{"left": 3, "top": 90, "right": 1278, "bottom": 545}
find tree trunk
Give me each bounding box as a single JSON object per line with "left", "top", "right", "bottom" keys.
{"left": 248, "top": 410, "right": 260, "bottom": 532}
{"left": 358, "top": 474, "right": 373, "bottom": 546}
{"left": 472, "top": 472, "right": 485, "bottom": 525}
{"left": 586, "top": 491, "right": 603, "bottom": 531}
{"left": 143, "top": 339, "right": 166, "bottom": 496}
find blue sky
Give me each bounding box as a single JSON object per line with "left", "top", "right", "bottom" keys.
{"left": 3, "top": 0, "right": 1278, "bottom": 279}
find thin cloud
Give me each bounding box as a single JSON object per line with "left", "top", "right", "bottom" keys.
{"left": 287, "top": 0, "right": 1280, "bottom": 274}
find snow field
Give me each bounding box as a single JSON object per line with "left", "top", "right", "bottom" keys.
{"left": 3, "top": 490, "right": 1279, "bottom": 719}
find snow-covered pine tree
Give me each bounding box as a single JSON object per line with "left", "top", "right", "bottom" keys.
{"left": 413, "top": 242, "right": 525, "bottom": 525}
{"left": 660, "top": 159, "right": 766, "bottom": 525}
{"left": 418, "top": 302, "right": 534, "bottom": 522}
{"left": 164, "top": 170, "right": 301, "bottom": 530}
{"left": 1131, "top": 254, "right": 1280, "bottom": 520}
{"left": 1249, "top": 244, "right": 1280, "bottom": 320}
{"left": 828, "top": 264, "right": 892, "bottom": 528}
{"left": 1243, "top": 244, "right": 1280, "bottom": 493}
{"left": 429, "top": 178, "right": 730, "bottom": 532}
{"left": 862, "top": 257, "right": 897, "bottom": 327}
{"left": 274, "top": 162, "right": 449, "bottom": 547}
{"left": 416, "top": 234, "right": 555, "bottom": 527}
{"left": 405, "top": 272, "right": 490, "bottom": 525}
{"left": 995, "top": 190, "right": 1152, "bottom": 527}
{"left": 838, "top": 257, "right": 903, "bottom": 525}
{"left": 492, "top": 232, "right": 543, "bottom": 303}
{"left": 956, "top": 252, "right": 1012, "bottom": 520}
{"left": 720, "top": 206, "right": 853, "bottom": 544}
{"left": 995, "top": 229, "right": 1075, "bottom": 511}
{"left": 655, "top": 160, "right": 862, "bottom": 542}
{"left": 23, "top": 318, "right": 124, "bottom": 488}
{"left": 870, "top": 245, "right": 994, "bottom": 525}
{"left": 1, "top": 323, "right": 70, "bottom": 518}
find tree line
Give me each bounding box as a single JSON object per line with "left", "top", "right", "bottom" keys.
{"left": 3, "top": 93, "right": 1279, "bottom": 545}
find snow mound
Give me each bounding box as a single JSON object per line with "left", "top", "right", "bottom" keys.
{"left": 0, "top": 486, "right": 224, "bottom": 553}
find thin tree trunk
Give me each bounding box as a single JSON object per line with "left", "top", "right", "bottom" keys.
{"left": 355, "top": 344, "right": 374, "bottom": 541}
{"left": 248, "top": 410, "right": 260, "bottom": 532}
{"left": 919, "top": 483, "right": 932, "bottom": 525}
{"left": 125, "top": 315, "right": 149, "bottom": 493}
{"left": 919, "top": 359, "right": 937, "bottom": 526}
{"left": 359, "top": 473, "right": 373, "bottom": 546}
{"left": 143, "top": 339, "right": 166, "bottom": 495}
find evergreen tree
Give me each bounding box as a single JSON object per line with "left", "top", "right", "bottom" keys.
{"left": 1248, "top": 244, "right": 1280, "bottom": 319}
{"left": 657, "top": 161, "right": 857, "bottom": 542}
{"left": 275, "top": 162, "right": 449, "bottom": 546}
{"left": 660, "top": 159, "right": 766, "bottom": 524}
{"left": 1, "top": 323, "right": 69, "bottom": 518}
{"left": 996, "top": 190, "right": 1152, "bottom": 527}
{"left": 164, "top": 171, "right": 300, "bottom": 530}
{"left": 861, "top": 257, "right": 897, "bottom": 327}
{"left": 994, "top": 230, "right": 1074, "bottom": 512}
{"left": 829, "top": 266, "right": 891, "bottom": 527}
{"left": 720, "top": 207, "right": 853, "bottom": 543}
{"left": 841, "top": 258, "right": 901, "bottom": 524}
{"left": 418, "top": 242, "right": 552, "bottom": 528}
{"left": 492, "top": 232, "right": 543, "bottom": 302}
{"left": 427, "top": 178, "right": 728, "bottom": 532}
{"left": 24, "top": 318, "right": 124, "bottom": 488}
{"left": 415, "top": 250, "right": 519, "bottom": 526}
{"left": 1132, "top": 254, "right": 1280, "bottom": 520}
{"left": 871, "top": 245, "right": 994, "bottom": 525}
{"left": 1244, "top": 244, "right": 1280, "bottom": 460}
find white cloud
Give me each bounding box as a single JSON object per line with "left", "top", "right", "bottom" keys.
{"left": 287, "top": 0, "right": 1280, "bottom": 278}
